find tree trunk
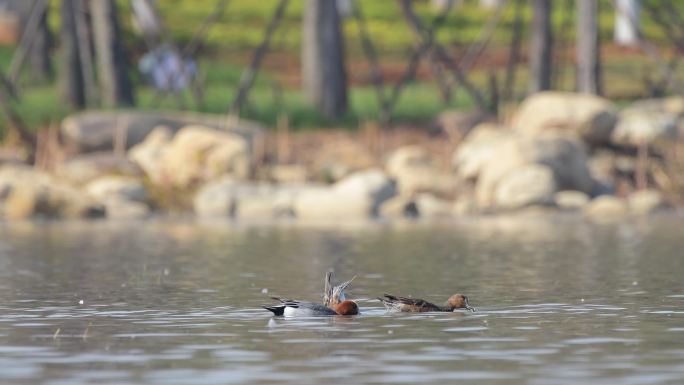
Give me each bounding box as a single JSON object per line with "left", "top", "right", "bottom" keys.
{"left": 614, "top": 0, "right": 640, "bottom": 46}
{"left": 90, "top": 0, "right": 135, "bottom": 107}
{"left": 528, "top": 0, "right": 553, "bottom": 93}
{"left": 302, "top": 0, "right": 348, "bottom": 119}
{"left": 29, "top": 2, "right": 52, "bottom": 81}
{"left": 576, "top": 0, "right": 602, "bottom": 95}
{"left": 7, "top": 0, "right": 52, "bottom": 81}
{"left": 59, "top": 0, "right": 85, "bottom": 108}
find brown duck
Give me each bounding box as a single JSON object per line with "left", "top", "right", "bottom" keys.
{"left": 379, "top": 293, "right": 475, "bottom": 312}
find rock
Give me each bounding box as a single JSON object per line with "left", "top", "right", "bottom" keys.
{"left": 161, "top": 125, "right": 251, "bottom": 188}
{"left": 386, "top": 145, "right": 430, "bottom": 177}
{"left": 554, "top": 190, "right": 591, "bottom": 210}
{"left": 628, "top": 190, "right": 668, "bottom": 215}
{"left": 61, "top": 110, "right": 263, "bottom": 153}
{"left": 513, "top": 91, "right": 617, "bottom": 145}
{"left": 193, "top": 178, "right": 239, "bottom": 218}
{"left": 611, "top": 105, "right": 678, "bottom": 146}
{"left": 0, "top": 165, "right": 105, "bottom": 220}
{"left": 396, "top": 167, "right": 459, "bottom": 199}
{"left": 268, "top": 164, "right": 309, "bottom": 184}
{"left": 193, "top": 178, "right": 299, "bottom": 219}
{"left": 414, "top": 193, "right": 454, "bottom": 219}
{"left": 494, "top": 164, "right": 557, "bottom": 209}
{"left": 452, "top": 123, "right": 514, "bottom": 181}
{"left": 387, "top": 146, "right": 458, "bottom": 198}
{"left": 85, "top": 176, "right": 147, "bottom": 203}
{"left": 235, "top": 187, "right": 299, "bottom": 220}
{"left": 475, "top": 134, "right": 593, "bottom": 208}
{"left": 294, "top": 169, "right": 396, "bottom": 220}
{"left": 379, "top": 196, "right": 418, "bottom": 219}
{"left": 127, "top": 126, "right": 173, "bottom": 184}
{"left": 588, "top": 150, "right": 617, "bottom": 192}
{"left": 584, "top": 195, "right": 628, "bottom": 218}
{"left": 102, "top": 198, "right": 150, "bottom": 219}
{"left": 452, "top": 193, "right": 479, "bottom": 216}
{"left": 56, "top": 152, "right": 142, "bottom": 185}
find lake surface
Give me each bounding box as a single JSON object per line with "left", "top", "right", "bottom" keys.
{"left": 1, "top": 215, "right": 683, "bottom": 385}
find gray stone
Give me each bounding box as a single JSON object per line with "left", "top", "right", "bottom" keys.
{"left": 584, "top": 195, "right": 629, "bottom": 219}
{"left": 514, "top": 91, "right": 617, "bottom": 145}
{"left": 452, "top": 123, "right": 514, "bottom": 181}
{"left": 85, "top": 176, "right": 147, "bottom": 203}
{"left": 628, "top": 190, "right": 668, "bottom": 215}
{"left": 294, "top": 169, "right": 395, "bottom": 220}
{"left": 103, "top": 198, "right": 150, "bottom": 219}
{"left": 387, "top": 146, "right": 458, "bottom": 198}
{"left": 415, "top": 193, "right": 454, "bottom": 219}
{"left": 494, "top": 164, "right": 557, "bottom": 209}
{"left": 56, "top": 152, "right": 142, "bottom": 185}
{"left": 0, "top": 164, "right": 104, "bottom": 220}
{"left": 61, "top": 110, "right": 264, "bottom": 153}
{"left": 379, "top": 196, "right": 418, "bottom": 219}
{"left": 554, "top": 190, "right": 591, "bottom": 210}
{"left": 127, "top": 125, "right": 173, "bottom": 184}
{"left": 162, "top": 125, "right": 251, "bottom": 188}
{"left": 193, "top": 177, "right": 240, "bottom": 218}
{"left": 475, "top": 134, "right": 593, "bottom": 208}
{"left": 612, "top": 108, "right": 678, "bottom": 146}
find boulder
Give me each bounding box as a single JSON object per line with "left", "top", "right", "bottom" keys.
{"left": 61, "top": 110, "right": 263, "bottom": 153}
{"left": 628, "top": 190, "right": 668, "bottom": 215}
{"left": 554, "top": 190, "right": 591, "bottom": 210}
{"left": 102, "top": 198, "right": 150, "bottom": 220}
{"left": 294, "top": 169, "right": 395, "bottom": 220}
{"left": 494, "top": 164, "right": 557, "bottom": 209}
{"left": 475, "top": 134, "right": 593, "bottom": 208}
{"left": 127, "top": 125, "right": 173, "bottom": 184}
{"left": 0, "top": 165, "right": 104, "bottom": 220}
{"left": 85, "top": 176, "right": 147, "bottom": 203}
{"left": 513, "top": 91, "right": 617, "bottom": 145}
{"left": 161, "top": 125, "right": 251, "bottom": 188}
{"left": 234, "top": 187, "right": 299, "bottom": 220}
{"left": 452, "top": 193, "right": 479, "bottom": 216}
{"left": 452, "top": 123, "right": 514, "bottom": 181}
{"left": 387, "top": 146, "right": 458, "bottom": 198}
{"left": 56, "top": 152, "right": 142, "bottom": 185}
{"left": 193, "top": 178, "right": 299, "bottom": 219}
{"left": 584, "top": 195, "right": 628, "bottom": 219}
{"left": 414, "top": 193, "right": 454, "bottom": 219}
{"left": 611, "top": 101, "right": 679, "bottom": 146}
{"left": 379, "top": 196, "right": 418, "bottom": 219}
{"left": 386, "top": 145, "right": 431, "bottom": 177}
{"left": 193, "top": 177, "right": 240, "bottom": 218}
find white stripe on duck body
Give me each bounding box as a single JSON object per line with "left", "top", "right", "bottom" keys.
{"left": 263, "top": 297, "right": 358, "bottom": 317}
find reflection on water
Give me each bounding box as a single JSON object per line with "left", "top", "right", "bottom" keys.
{"left": 0, "top": 216, "right": 683, "bottom": 385}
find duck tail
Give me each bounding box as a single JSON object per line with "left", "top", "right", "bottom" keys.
{"left": 262, "top": 305, "right": 285, "bottom": 316}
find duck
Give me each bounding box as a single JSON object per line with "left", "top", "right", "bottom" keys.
{"left": 323, "top": 271, "right": 356, "bottom": 307}
{"left": 263, "top": 297, "right": 359, "bottom": 316}
{"left": 378, "top": 293, "right": 475, "bottom": 313}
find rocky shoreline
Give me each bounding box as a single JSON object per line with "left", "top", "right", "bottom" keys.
{"left": 1, "top": 91, "right": 682, "bottom": 222}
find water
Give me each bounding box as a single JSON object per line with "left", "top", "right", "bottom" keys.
{"left": 0, "top": 215, "right": 683, "bottom": 385}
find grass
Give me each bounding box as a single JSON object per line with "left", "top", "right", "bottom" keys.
{"left": 3, "top": 0, "right": 684, "bottom": 137}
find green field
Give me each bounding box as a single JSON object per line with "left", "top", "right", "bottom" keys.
{"left": 2, "top": 0, "right": 683, "bottom": 135}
